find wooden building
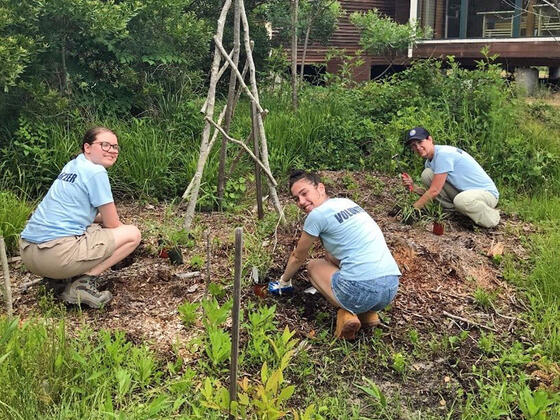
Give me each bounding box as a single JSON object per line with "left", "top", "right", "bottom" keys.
{"left": 292, "top": 0, "right": 560, "bottom": 82}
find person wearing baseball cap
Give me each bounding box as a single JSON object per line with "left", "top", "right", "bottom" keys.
{"left": 401, "top": 126, "right": 500, "bottom": 228}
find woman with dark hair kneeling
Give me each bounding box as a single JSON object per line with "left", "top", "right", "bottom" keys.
{"left": 269, "top": 170, "right": 400, "bottom": 339}
{"left": 20, "top": 127, "right": 141, "bottom": 308}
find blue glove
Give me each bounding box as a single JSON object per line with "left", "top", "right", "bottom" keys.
{"left": 268, "top": 276, "right": 294, "bottom": 295}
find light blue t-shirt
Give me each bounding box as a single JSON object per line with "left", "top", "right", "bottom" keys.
{"left": 303, "top": 198, "right": 401, "bottom": 281}
{"left": 426, "top": 145, "right": 499, "bottom": 198}
{"left": 21, "top": 154, "right": 114, "bottom": 243}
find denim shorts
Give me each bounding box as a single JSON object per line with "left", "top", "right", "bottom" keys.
{"left": 331, "top": 272, "right": 399, "bottom": 315}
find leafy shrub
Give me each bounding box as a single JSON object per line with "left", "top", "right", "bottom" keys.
{"left": 0, "top": 191, "right": 32, "bottom": 255}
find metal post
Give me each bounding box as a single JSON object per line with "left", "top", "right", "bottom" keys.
{"left": 408, "top": 0, "right": 419, "bottom": 58}
{"left": 0, "top": 237, "right": 13, "bottom": 316}
{"left": 229, "top": 227, "right": 243, "bottom": 418}
{"left": 251, "top": 102, "right": 264, "bottom": 219}
{"left": 459, "top": 0, "right": 469, "bottom": 39}
{"left": 512, "top": 0, "right": 523, "bottom": 37}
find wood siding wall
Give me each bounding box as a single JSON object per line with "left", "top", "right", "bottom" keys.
{"left": 284, "top": 0, "right": 560, "bottom": 81}
{"left": 294, "top": 0, "right": 408, "bottom": 81}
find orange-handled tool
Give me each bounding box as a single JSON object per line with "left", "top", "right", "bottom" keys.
{"left": 392, "top": 154, "right": 413, "bottom": 192}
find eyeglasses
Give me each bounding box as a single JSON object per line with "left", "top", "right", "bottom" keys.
{"left": 92, "top": 141, "right": 120, "bottom": 152}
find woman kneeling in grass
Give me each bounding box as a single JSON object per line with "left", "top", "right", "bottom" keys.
{"left": 269, "top": 170, "right": 400, "bottom": 339}
{"left": 20, "top": 127, "right": 141, "bottom": 309}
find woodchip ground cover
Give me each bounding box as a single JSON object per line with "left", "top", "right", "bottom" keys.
{"left": 6, "top": 170, "right": 542, "bottom": 417}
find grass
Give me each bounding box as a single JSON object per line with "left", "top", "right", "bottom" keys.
{"left": 0, "top": 190, "right": 32, "bottom": 255}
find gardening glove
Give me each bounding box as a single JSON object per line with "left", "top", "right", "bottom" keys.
{"left": 268, "top": 275, "right": 294, "bottom": 295}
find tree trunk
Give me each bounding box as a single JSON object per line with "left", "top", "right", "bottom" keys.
{"left": 182, "top": 105, "right": 227, "bottom": 202}
{"left": 183, "top": 0, "right": 233, "bottom": 231}
{"left": 217, "top": 0, "right": 241, "bottom": 206}
{"left": 0, "top": 237, "right": 13, "bottom": 317}
{"left": 290, "top": 0, "right": 298, "bottom": 110}
{"left": 239, "top": 0, "right": 285, "bottom": 221}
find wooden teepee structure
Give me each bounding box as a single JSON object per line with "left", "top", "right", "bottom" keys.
{"left": 182, "top": 0, "right": 285, "bottom": 230}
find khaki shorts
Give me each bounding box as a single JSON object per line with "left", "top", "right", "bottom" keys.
{"left": 20, "top": 224, "right": 116, "bottom": 279}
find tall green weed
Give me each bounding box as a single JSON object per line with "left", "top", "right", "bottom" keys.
{"left": 0, "top": 191, "right": 32, "bottom": 255}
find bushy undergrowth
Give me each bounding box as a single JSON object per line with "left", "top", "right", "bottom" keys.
{"left": 0, "top": 190, "right": 32, "bottom": 255}
{"left": 2, "top": 58, "right": 559, "bottom": 204}
{"left": 0, "top": 301, "right": 309, "bottom": 419}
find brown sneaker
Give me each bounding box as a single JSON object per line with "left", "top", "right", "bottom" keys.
{"left": 334, "top": 308, "right": 361, "bottom": 340}
{"left": 358, "top": 311, "right": 381, "bottom": 328}
{"left": 61, "top": 275, "right": 112, "bottom": 309}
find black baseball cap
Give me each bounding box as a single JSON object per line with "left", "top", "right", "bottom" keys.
{"left": 404, "top": 127, "right": 430, "bottom": 145}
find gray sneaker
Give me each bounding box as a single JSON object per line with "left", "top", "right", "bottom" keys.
{"left": 61, "top": 275, "right": 112, "bottom": 308}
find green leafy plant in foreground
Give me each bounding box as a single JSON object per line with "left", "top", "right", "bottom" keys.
{"left": 178, "top": 301, "right": 199, "bottom": 327}
{"left": 356, "top": 377, "right": 387, "bottom": 412}
{"left": 201, "top": 350, "right": 301, "bottom": 420}
{"left": 518, "top": 387, "right": 558, "bottom": 420}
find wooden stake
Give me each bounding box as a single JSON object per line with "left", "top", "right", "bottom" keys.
{"left": 239, "top": 0, "right": 285, "bottom": 222}
{"left": 229, "top": 227, "right": 243, "bottom": 417}
{"left": 251, "top": 101, "right": 264, "bottom": 219}
{"left": 205, "top": 117, "right": 277, "bottom": 186}
{"left": 0, "top": 237, "right": 13, "bottom": 316}
{"left": 218, "top": 0, "right": 241, "bottom": 205}
{"left": 183, "top": 0, "right": 232, "bottom": 230}
{"left": 204, "top": 230, "right": 211, "bottom": 299}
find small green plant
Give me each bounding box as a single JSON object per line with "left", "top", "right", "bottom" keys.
{"left": 356, "top": 377, "right": 387, "bottom": 411}
{"left": 178, "top": 301, "right": 199, "bottom": 327}
{"left": 391, "top": 352, "right": 407, "bottom": 374}
{"left": 399, "top": 203, "right": 422, "bottom": 225}
{"left": 201, "top": 298, "right": 232, "bottom": 328}
{"left": 244, "top": 304, "right": 277, "bottom": 365}
{"left": 478, "top": 332, "right": 497, "bottom": 355}
{"left": 448, "top": 330, "right": 469, "bottom": 350}
{"left": 0, "top": 191, "right": 32, "bottom": 255}
{"left": 473, "top": 287, "right": 496, "bottom": 310}
{"left": 518, "top": 387, "right": 557, "bottom": 420}
{"left": 208, "top": 283, "right": 226, "bottom": 299}
{"left": 341, "top": 174, "right": 359, "bottom": 191}
{"left": 201, "top": 350, "right": 300, "bottom": 419}
{"left": 204, "top": 325, "right": 231, "bottom": 368}
{"left": 189, "top": 255, "right": 204, "bottom": 270}
{"left": 423, "top": 201, "right": 448, "bottom": 223}
{"left": 365, "top": 174, "right": 384, "bottom": 196}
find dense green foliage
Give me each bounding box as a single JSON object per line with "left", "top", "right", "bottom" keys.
{"left": 350, "top": 9, "right": 427, "bottom": 57}
{"left": 262, "top": 0, "right": 342, "bottom": 47}
{"left": 2, "top": 56, "right": 560, "bottom": 203}
{"left": 0, "top": 190, "right": 32, "bottom": 254}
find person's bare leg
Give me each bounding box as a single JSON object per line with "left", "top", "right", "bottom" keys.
{"left": 86, "top": 225, "right": 141, "bottom": 276}
{"left": 308, "top": 258, "right": 361, "bottom": 339}
{"left": 307, "top": 258, "right": 341, "bottom": 307}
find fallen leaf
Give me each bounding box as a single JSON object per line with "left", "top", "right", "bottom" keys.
{"left": 487, "top": 241, "right": 504, "bottom": 258}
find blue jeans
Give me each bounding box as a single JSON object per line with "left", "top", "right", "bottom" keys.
{"left": 331, "top": 272, "right": 399, "bottom": 315}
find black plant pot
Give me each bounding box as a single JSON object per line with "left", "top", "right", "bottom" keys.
{"left": 167, "top": 247, "right": 183, "bottom": 265}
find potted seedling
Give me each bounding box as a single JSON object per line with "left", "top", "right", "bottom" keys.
{"left": 157, "top": 228, "right": 194, "bottom": 265}
{"left": 424, "top": 202, "right": 447, "bottom": 235}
